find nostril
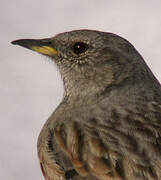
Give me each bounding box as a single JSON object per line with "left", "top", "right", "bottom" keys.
{"left": 41, "top": 39, "right": 52, "bottom": 45}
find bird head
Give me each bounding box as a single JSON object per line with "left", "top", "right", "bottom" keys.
{"left": 11, "top": 30, "right": 154, "bottom": 97}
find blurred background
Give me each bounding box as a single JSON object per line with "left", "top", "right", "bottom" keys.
{"left": 1, "top": 0, "right": 161, "bottom": 179}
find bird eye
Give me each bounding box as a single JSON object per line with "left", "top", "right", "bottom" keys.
{"left": 73, "top": 42, "right": 88, "bottom": 54}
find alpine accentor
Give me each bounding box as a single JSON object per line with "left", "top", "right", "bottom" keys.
{"left": 12, "top": 30, "right": 161, "bottom": 180}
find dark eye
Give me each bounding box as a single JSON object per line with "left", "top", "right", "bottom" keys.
{"left": 73, "top": 42, "right": 88, "bottom": 54}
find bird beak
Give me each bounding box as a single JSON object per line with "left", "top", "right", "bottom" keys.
{"left": 11, "top": 38, "right": 58, "bottom": 56}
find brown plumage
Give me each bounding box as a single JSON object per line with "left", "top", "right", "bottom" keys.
{"left": 12, "top": 30, "right": 161, "bottom": 180}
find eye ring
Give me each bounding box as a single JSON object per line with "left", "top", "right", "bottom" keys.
{"left": 73, "top": 42, "right": 88, "bottom": 54}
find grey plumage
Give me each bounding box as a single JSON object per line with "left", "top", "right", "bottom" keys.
{"left": 12, "top": 30, "right": 161, "bottom": 180}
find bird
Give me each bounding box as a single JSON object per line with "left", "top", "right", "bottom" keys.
{"left": 11, "top": 29, "right": 161, "bottom": 180}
